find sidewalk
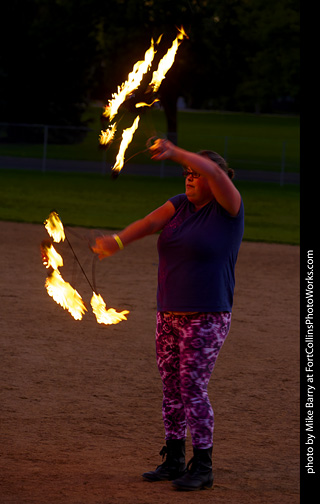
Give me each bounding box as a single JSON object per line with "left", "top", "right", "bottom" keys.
{"left": 0, "top": 155, "right": 300, "bottom": 184}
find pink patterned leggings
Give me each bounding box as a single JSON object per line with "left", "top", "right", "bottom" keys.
{"left": 156, "top": 311, "right": 231, "bottom": 449}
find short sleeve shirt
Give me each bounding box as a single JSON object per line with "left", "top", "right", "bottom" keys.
{"left": 157, "top": 194, "right": 244, "bottom": 312}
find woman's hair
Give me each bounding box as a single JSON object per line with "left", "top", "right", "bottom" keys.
{"left": 197, "top": 150, "right": 235, "bottom": 179}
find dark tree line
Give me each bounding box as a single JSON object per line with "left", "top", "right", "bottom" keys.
{"left": 0, "top": 0, "right": 299, "bottom": 137}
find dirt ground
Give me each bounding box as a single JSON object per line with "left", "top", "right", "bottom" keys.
{"left": 0, "top": 220, "right": 300, "bottom": 504}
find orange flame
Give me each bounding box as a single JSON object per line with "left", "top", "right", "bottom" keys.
{"left": 44, "top": 211, "right": 65, "bottom": 243}
{"left": 100, "top": 28, "right": 187, "bottom": 175}
{"left": 103, "top": 38, "right": 158, "bottom": 122}
{"left": 99, "top": 123, "right": 117, "bottom": 146}
{"left": 41, "top": 240, "right": 63, "bottom": 270}
{"left": 42, "top": 214, "right": 129, "bottom": 325}
{"left": 91, "top": 292, "right": 129, "bottom": 325}
{"left": 149, "top": 27, "right": 188, "bottom": 92}
{"left": 111, "top": 115, "right": 140, "bottom": 175}
{"left": 135, "top": 98, "right": 160, "bottom": 108}
{"left": 45, "top": 270, "right": 87, "bottom": 321}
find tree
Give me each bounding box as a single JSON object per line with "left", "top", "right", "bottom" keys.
{"left": 0, "top": 0, "right": 300, "bottom": 144}
{"left": 1, "top": 0, "right": 99, "bottom": 128}
{"left": 235, "top": 0, "right": 300, "bottom": 113}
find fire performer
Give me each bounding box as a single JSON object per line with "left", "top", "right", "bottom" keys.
{"left": 92, "top": 138, "right": 244, "bottom": 491}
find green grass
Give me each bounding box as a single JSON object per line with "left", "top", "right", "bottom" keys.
{"left": 0, "top": 169, "right": 299, "bottom": 245}
{"left": 237, "top": 181, "right": 299, "bottom": 244}
{"left": 176, "top": 111, "right": 300, "bottom": 172}
{"left": 0, "top": 108, "right": 300, "bottom": 173}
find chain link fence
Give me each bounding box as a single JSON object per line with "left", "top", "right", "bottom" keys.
{"left": 0, "top": 122, "right": 299, "bottom": 184}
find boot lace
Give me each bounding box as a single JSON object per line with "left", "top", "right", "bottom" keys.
{"left": 156, "top": 446, "right": 168, "bottom": 468}
{"left": 159, "top": 446, "right": 167, "bottom": 460}
{"left": 187, "top": 456, "right": 195, "bottom": 472}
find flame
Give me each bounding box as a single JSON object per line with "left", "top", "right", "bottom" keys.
{"left": 99, "top": 123, "right": 117, "bottom": 146}
{"left": 149, "top": 26, "right": 188, "bottom": 92}
{"left": 45, "top": 270, "right": 87, "bottom": 320}
{"left": 100, "top": 28, "right": 187, "bottom": 176}
{"left": 111, "top": 115, "right": 140, "bottom": 175}
{"left": 91, "top": 292, "right": 129, "bottom": 325}
{"left": 103, "top": 38, "right": 158, "bottom": 122}
{"left": 135, "top": 98, "right": 160, "bottom": 108}
{"left": 42, "top": 213, "right": 129, "bottom": 325}
{"left": 41, "top": 240, "right": 63, "bottom": 270}
{"left": 44, "top": 211, "right": 65, "bottom": 243}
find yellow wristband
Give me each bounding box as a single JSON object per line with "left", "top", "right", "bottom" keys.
{"left": 113, "top": 234, "right": 124, "bottom": 250}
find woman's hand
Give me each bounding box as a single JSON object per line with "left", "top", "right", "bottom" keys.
{"left": 91, "top": 235, "right": 121, "bottom": 260}
{"left": 148, "top": 138, "right": 176, "bottom": 160}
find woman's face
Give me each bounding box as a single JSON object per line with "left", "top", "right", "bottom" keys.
{"left": 184, "top": 169, "right": 213, "bottom": 208}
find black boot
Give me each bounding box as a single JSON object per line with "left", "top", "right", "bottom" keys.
{"left": 142, "top": 439, "right": 187, "bottom": 482}
{"left": 172, "top": 446, "right": 213, "bottom": 491}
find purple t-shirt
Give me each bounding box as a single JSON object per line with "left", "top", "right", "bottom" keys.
{"left": 157, "top": 194, "right": 244, "bottom": 312}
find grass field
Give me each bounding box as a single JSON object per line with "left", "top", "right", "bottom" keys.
{"left": 0, "top": 169, "right": 299, "bottom": 245}
{"left": 0, "top": 108, "right": 300, "bottom": 173}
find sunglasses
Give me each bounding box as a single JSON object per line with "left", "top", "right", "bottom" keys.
{"left": 182, "top": 169, "right": 201, "bottom": 179}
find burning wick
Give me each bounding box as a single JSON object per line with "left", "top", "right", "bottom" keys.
{"left": 44, "top": 211, "right": 65, "bottom": 243}
{"left": 135, "top": 99, "right": 160, "bottom": 109}
{"left": 149, "top": 26, "right": 188, "bottom": 92}
{"left": 90, "top": 292, "right": 129, "bottom": 325}
{"left": 99, "top": 123, "right": 117, "bottom": 146}
{"left": 103, "top": 37, "right": 159, "bottom": 122}
{"left": 111, "top": 115, "right": 140, "bottom": 176}
{"left": 41, "top": 240, "right": 63, "bottom": 270}
{"left": 45, "top": 269, "right": 87, "bottom": 321}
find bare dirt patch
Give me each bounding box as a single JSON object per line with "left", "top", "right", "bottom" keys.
{"left": 0, "top": 221, "right": 300, "bottom": 503}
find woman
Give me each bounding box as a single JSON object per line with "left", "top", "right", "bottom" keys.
{"left": 92, "top": 138, "right": 244, "bottom": 491}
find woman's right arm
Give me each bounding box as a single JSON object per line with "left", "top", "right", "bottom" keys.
{"left": 92, "top": 200, "right": 175, "bottom": 259}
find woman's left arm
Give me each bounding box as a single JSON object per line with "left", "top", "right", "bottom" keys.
{"left": 149, "top": 139, "right": 241, "bottom": 216}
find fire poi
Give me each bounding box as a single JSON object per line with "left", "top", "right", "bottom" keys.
{"left": 100, "top": 26, "right": 188, "bottom": 176}
{"left": 41, "top": 29, "right": 187, "bottom": 321}
{"left": 41, "top": 211, "right": 129, "bottom": 325}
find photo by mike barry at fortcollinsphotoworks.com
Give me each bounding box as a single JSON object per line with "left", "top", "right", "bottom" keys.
{"left": 301, "top": 248, "right": 318, "bottom": 490}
